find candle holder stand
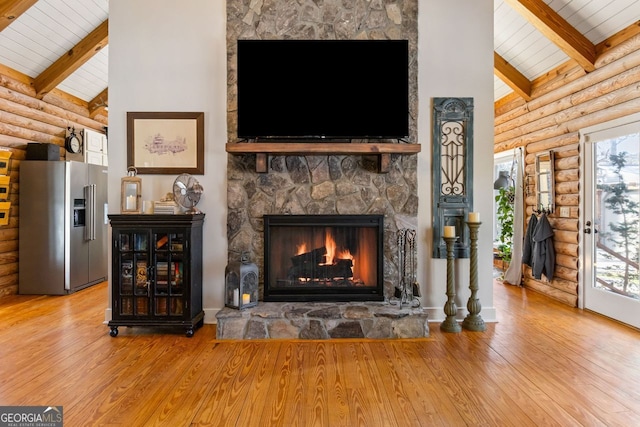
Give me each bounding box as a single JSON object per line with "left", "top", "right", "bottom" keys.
{"left": 441, "top": 235, "right": 461, "bottom": 333}
{"left": 462, "top": 221, "right": 486, "bottom": 331}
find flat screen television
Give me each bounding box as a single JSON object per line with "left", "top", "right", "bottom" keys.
{"left": 236, "top": 39, "right": 409, "bottom": 140}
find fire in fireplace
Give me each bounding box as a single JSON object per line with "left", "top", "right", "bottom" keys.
{"left": 263, "top": 215, "right": 384, "bottom": 302}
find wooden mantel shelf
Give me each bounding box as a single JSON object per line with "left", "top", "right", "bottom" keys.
{"left": 225, "top": 142, "right": 421, "bottom": 173}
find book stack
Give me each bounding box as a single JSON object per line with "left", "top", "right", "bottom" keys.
{"left": 156, "top": 262, "right": 169, "bottom": 294}
{"left": 153, "top": 200, "right": 177, "bottom": 214}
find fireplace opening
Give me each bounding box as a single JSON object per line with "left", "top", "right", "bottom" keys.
{"left": 264, "top": 215, "right": 384, "bottom": 302}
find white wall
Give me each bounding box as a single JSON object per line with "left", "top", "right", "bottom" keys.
{"left": 108, "top": 0, "right": 228, "bottom": 321}
{"left": 108, "top": 0, "right": 496, "bottom": 324}
{"left": 418, "top": 0, "right": 496, "bottom": 322}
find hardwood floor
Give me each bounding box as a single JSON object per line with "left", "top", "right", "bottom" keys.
{"left": 1, "top": 280, "right": 639, "bottom": 426}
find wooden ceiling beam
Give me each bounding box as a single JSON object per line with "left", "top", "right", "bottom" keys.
{"left": 0, "top": 0, "right": 38, "bottom": 31}
{"left": 34, "top": 19, "right": 109, "bottom": 99}
{"left": 494, "top": 52, "right": 532, "bottom": 101}
{"left": 504, "top": 0, "right": 596, "bottom": 72}
{"left": 88, "top": 87, "right": 108, "bottom": 119}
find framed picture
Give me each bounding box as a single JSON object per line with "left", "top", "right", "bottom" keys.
{"left": 127, "top": 112, "right": 204, "bottom": 174}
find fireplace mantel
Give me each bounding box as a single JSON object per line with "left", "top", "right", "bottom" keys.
{"left": 225, "top": 142, "right": 421, "bottom": 173}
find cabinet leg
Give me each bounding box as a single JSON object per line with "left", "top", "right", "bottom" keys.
{"left": 109, "top": 327, "right": 119, "bottom": 337}
{"left": 185, "top": 328, "right": 194, "bottom": 338}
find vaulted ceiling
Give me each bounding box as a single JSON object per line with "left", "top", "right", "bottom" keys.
{"left": 0, "top": 0, "right": 108, "bottom": 118}
{"left": 494, "top": 0, "right": 640, "bottom": 104}
{"left": 0, "top": 0, "right": 639, "bottom": 116}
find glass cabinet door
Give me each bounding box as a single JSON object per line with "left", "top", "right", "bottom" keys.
{"left": 153, "top": 232, "right": 186, "bottom": 317}
{"left": 117, "top": 231, "right": 149, "bottom": 316}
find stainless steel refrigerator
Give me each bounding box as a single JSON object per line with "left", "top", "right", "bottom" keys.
{"left": 19, "top": 160, "right": 108, "bottom": 294}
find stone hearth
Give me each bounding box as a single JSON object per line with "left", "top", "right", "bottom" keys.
{"left": 216, "top": 302, "right": 428, "bottom": 339}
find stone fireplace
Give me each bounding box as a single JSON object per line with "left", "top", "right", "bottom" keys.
{"left": 217, "top": 0, "right": 427, "bottom": 339}
{"left": 226, "top": 0, "right": 419, "bottom": 299}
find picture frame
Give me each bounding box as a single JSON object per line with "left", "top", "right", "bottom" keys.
{"left": 127, "top": 112, "right": 204, "bottom": 174}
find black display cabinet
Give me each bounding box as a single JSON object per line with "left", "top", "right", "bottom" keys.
{"left": 108, "top": 214, "right": 204, "bottom": 337}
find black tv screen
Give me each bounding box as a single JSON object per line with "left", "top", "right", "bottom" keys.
{"left": 237, "top": 39, "right": 409, "bottom": 140}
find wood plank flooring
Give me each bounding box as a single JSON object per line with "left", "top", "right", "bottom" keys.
{"left": 0, "top": 280, "right": 638, "bottom": 426}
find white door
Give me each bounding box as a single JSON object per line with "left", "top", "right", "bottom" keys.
{"left": 582, "top": 117, "right": 640, "bottom": 329}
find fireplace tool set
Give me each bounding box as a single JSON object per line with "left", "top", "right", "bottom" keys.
{"left": 393, "top": 228, "right": 420, "bottom": 307}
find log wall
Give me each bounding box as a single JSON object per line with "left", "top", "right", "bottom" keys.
{"left": 0, "top": 67, "right": 108, "bottom": 297}
{"left": 495, "top": 31, "right": 640, "bottom": 307}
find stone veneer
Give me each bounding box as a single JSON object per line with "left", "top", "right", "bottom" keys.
{"left": 223, "top": 0, "right": 425, "bottom": 338}
{"left": 216, "top": 302, "right": 428, "bottom": 339}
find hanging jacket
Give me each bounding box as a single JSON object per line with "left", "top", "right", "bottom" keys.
{"left": 522, "top": 213, "right": 538, "bottom": 267}
{"left": 531, "top": 213, "right": 555, "bottom": 280}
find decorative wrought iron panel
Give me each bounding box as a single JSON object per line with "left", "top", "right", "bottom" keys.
{"left": 432, "top": 98, "right": 474, "bottom": 258}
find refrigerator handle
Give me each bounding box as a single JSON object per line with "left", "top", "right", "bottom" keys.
{"left": 84, "top": 185, "right": 90, "bottom": 241}
{"left": 90, "top": 184, "right": 96, "bottom": 241}
{"left": 85, "top": 184, "right": 96, "bottom": 241}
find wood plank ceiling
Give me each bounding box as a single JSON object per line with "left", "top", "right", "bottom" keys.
{"left": 0, "top": 0, "right": 108, "bottom": 118}
{"left": 0, "top": 0, "right": 639, "bottom": 113}
{"left": 494, "top": 0, "right": 640, "bottom": 103}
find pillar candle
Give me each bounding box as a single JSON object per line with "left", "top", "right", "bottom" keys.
{"left": 126, "top": 195, "right": 136, "bottom": 210}
{"left": 443, "top": 225, "right": 456, "bottom": 238}
{"left": 233, "top": 289, "right": 239, "bottom": 306}
{"left": 242, "top": 293, "right": 251, "bottom": 305}
{"left": 468, "top": 212, "right": 480, "bottom": 222}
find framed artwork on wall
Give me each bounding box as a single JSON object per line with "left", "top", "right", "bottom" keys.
{"left": 127, "top": 112, "right": 204, "bottom": 175}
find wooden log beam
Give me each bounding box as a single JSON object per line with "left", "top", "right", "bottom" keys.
{"left": 496, "top": 36, "right": 640, "bottom": 126}
{"left": 0, "top": 109, "right": 63, "bottom": 138}
{"left": 0, "top": 71, "right": 35, "bottom": 97}
{"left": 0, "top": 122, "right": 63, "bottom": 145}
{"left": 520, "top": 133, "right": 579, "bottom": 157}
{"left": 549, "top": 217, "right": 579, "bottom": 231}
{"left": 524, "top": 140, "right": 579, "bottom": 160}
{"left": 530, "top": 62, "right": 585, "bottom": 100}
{"left": 555, "top": 155, "right": 579, "bottom": 171}
{"left": 555, "top": 168, "right": 579, "bottom": 183}
{"left": 554, "top": 242, "right": 578, "bottom": 257}
{"left": 496, "top": 82, "right": 640, "bottom": 145}
{"left": 556, "top": 193, "right": 578, "bottom": 207}
{"left": 503, "top": 0, "right": 596, "bottom": 72}
{"left": 554, "top": 181, "right": 579, "bottom": 195}
{"left": 0, "top": 134, "right": 31, "bottom": 148}
{"left": 522, "top": 268, "right": 579, "bottom": 295}
{"left": 495, "top": 93, "right": 525, "bottom": 117}
{"left": 0, "top": 0, "right": 37, "bottom": 31}
{"left": 596, "top": 29, "right": 640, "bottom": 67}
{"left": 496, "top": 65, "right": 640, "bottom": 136}
{"left": 0, "top": 97, "right": 74, "bottom": 131}
{"left": 0, "top": 85, "right": 105, "bottom": 132}
{"left": 0, "top": 251, "right": 18, "bottom": 265}
{"left": 0, "top": 276, "right": 17, "bottom": 297}
{"left": 34, "top": 19, "right": 109, "bottom": 99}
{"left": 0, "top": 240, "right": 17, "bottom": 254}
{"left": 494, "top": 52, "right": 532, "bottom": 101}
{"left": 554, "top": 265, "right": 578, "bottom": 282}
{"left": 495, "top": 97, "right": 640, "bottom": 152}
{"left": 556, "top": 254, "right": 578, "bottom": 270}
{"left": 226, "top": 142, "right": 421, "bottom": 155}
{"left": 553, "top": 229, "right": 579, "bottom": 244}
{"left": 551, "top": 277, "right": 578, "bottom": 295}
{"left": 523, "top": 276, "right": 577, "bottom": 306}
{"left": 0, "top": 227, "right": 17, "bottom": 241}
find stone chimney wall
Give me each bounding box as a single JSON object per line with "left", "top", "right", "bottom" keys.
{"left": 226, "top": 0, "right": 419, "bottom": 300}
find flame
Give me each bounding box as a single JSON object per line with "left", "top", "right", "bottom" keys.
{"left": 323, "top": 231, "right": 354, "bottom": 267}
{"left": 296, "top": 242, "right": 308, "bottom": 255}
